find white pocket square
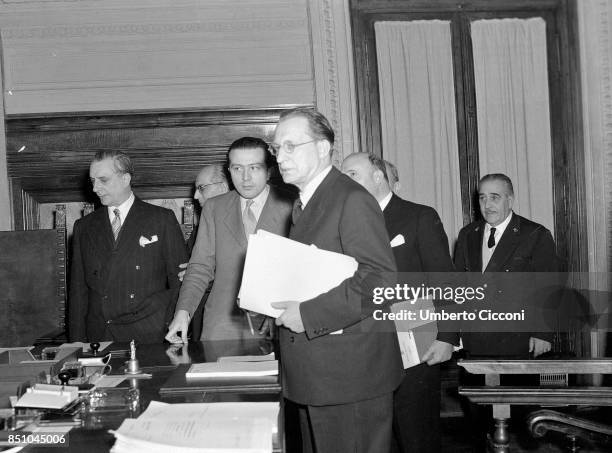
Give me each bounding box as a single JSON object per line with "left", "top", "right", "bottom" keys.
{"left": 139, "top": 235, "right": 158, "bottom": 247}
{"left": 390, "top": 234, "right": 405, "bottom": 247}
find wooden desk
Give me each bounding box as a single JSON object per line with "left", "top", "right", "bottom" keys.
{"left": 458, "top": 359, "right": 612, "bottom": 453}
{"left": 14, "top": 340, "right": 282, "bottom": 452}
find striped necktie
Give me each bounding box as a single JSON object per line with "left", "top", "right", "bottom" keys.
{"left": 111, "top": 208, "right": 122, "bottom": 241}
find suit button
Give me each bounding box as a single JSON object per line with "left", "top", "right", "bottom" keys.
{"left": 102, "top": 296, "right": 108, "bottom": 301}
{"left": 129, "top": 293, "right": 135, "bottom": 299}
{"left": 106, "top": 319, "right": 113, "bottom": 325}
{"left": 135, "top": 265, "right": 140, "bottom": 270}
{"left": 289, "top": 336, "right": 295, "bottom": 343}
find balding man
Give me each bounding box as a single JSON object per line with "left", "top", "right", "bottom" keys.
{"left": 342, "top": 152, "right": 457, "bottom": 453}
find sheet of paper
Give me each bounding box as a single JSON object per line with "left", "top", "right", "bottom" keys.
{"left": 91, "top": 375, "right": 126, "bottom": 388}
{"left": 391, "top": 299, "right": 437, "bottom": 369}
{"left": 186, "top": 360, "right": 278, "bottom": 378}
{"left": 217, "top": 353, "right": 275, "bottom": 363}
{"left": 111, "top": 401, "right": 278, "bottom": 453}
{"left": 239, "top": 230, "right": 358, "bottom": 317}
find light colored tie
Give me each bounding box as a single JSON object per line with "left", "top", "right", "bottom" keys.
{"left": 242, "top": 199, "right": 257, "bottom": 238}
{"left": 111, "top": 208, "right": 122, "bottom": 241}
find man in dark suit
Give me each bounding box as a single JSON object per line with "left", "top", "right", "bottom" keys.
{"left": 454, "top": 173, "right": 559, "bottom": 357}
{"left": 166, "top": 137, "right": 294, "bottom": 344}
{"left": 271, "top": 108, "right": 404, "bottom": 453}
{"left": 69, "top": 150, "right": 188, "bottom": 343}
{"left": 342, "top": 152, "right": 457, "bottom": 453}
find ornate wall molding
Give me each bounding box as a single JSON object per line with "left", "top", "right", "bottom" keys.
{"left": 308, "top": 0, "right": 359, "bottom": 165}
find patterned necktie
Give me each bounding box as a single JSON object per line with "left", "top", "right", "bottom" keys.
{"left": 111, "top": 208, "right": 122, "bottom": 241}
{"left": 242, "top": 199, "right": 257, "bottom": 238}
{"left": 292, "top": 199, "right": 303, "bottom": 225}
{"left": 487, "top": 227, "right": 496, "bottom": 248}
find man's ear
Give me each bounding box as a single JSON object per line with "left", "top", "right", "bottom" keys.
{"left": 123, "top": 172, "right": 132, "bottom": 186}
{"left": 317, "top": 139, "right": 331, "bottom": 158}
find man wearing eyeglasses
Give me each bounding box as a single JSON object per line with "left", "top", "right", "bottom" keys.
{"left": 270, "top": 108, "right": 403, "bottom": 453}
{"left": 166, "top": 137, "right": 294, "bottom": 343}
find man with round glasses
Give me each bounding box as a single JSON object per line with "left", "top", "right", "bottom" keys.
{"left": 270, "top": 108, "right": 403, "bottom": 453}
{"left": 166, "top": 137, "right": 294, "bottom": 344}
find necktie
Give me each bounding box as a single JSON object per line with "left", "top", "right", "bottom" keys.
{"left": 242, "top": 199, "right": 257, "bottom": 238}
{"left": 292, "top": 199, "right": 303, "bottom": 225}
{"left": 111, "top": 208, "right": 121, "bottom": 241}
{"left": 487, "top": 227, "right": 496, "bottom": 248}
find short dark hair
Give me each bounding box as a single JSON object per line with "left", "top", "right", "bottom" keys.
{"left": 479, "top": 173, "right": 514, "bottom": 196}
{"left": 227, "top": 136, "right": 274, "bottom": 168}
{"left": 92, "top": 150, "right": 134, "bottom": 177}
{"left": 367, "top": 155, "right": 389, "bottom": 182}
{"left": 278, "top": 107, "right": 335, "bottom": 147}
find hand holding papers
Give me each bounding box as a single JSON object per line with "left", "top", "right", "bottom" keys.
{"left": 239, "top": 230, "right": 358, "bottom": 318}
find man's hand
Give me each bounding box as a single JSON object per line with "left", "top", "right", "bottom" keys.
{"left": 178, "top": 263, "right": 188, "bottom": 282}
{"left": 165, "top": 310, "right": 190, "bottom": 343}
{"left": 272, "top": 301, "right": 305, "bottom": 334}
{"left": 529, "top": 337, "right": 551, "bottom": 357}
{"left": 421, "top": 340, "right": 453, "bottom": 365}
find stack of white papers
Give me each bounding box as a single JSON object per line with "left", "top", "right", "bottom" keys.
{"left": 14, "top": 384, "right": 79, "bottom": 409}
{"left": 217, "top": 353, "right": 276, "bottom": 363}
{"left": 186, "top": 360, "right": 278, "bottom": 379}
{"left": 239, "top": 230, "right": 358, "bottom": 317}
{"left": 111, "top": 401, "right": 279, "bottom": 453}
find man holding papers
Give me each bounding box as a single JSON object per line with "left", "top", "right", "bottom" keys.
{"left": 342, "top": 153, "right": 458, "bottom": 453}
{"left": 165, "top": 137, "right": 294, "bottom": 343}
{"left": 270, "top": 108, "right": 403, "bottom": 453}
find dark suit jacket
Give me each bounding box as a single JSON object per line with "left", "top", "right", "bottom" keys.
{"left": 69, "top": 197, "right": 188, "bottom": 343}
{"left": 279, "top": 167, "right": 404, "bottom": 406}
{"left": 177, "top": 186, "right": 294, "bottom": 340}
{"left": 383, "top": 194, "right": 458, "bottom": 345}
{"left": 454, "top": 212, "right": 559, "bottom": 355}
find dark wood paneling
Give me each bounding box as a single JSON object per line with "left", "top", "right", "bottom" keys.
{"left": 6, "top": 107, "right": 306, "bottom": 229}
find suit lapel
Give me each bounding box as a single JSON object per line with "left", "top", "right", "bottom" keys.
{"left": 467, "top": 222, "right": 484, "bottom": 272}
{"left": 223, "top": 191, "right": 248, "bottom": 248}
{"left": 257, "top": 188, "right": 283, "bottom": 234}
{"left": 86, "top": 208, "right": 115, "bottom": 257}
{"left": 291, "top": 168, "right": 339, "bottom": 239}
{"left": 113, "top": 198, "right": 149, "bottom": 261}
{"left": 485, "top": 214, "right": 521, "bottom": 272}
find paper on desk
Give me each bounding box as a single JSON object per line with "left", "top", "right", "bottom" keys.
{"left": 239, "top": 230, "right": 358, "bottom": 317}
{"left": 186, "top": 360, "right": 278, "bottom": 378}
{"left": 217, "top": 353, "right": 275, "bottom": 363}
{"left": 110, "top": 401, "right": 278, "bottom": 453}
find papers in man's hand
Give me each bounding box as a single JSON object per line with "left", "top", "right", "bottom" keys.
{"left": 111, "top": 401, "right": 279, "bottom": 453}
{"left": 391, "top": 299, "right": 437, "bottom": 369}
{"left": 186, "top": 360, "right": 279, "bottom": 379}
{"left": 239, "top": 230, "right": 358, "bottom": 317}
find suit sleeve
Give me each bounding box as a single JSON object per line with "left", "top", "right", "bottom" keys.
{"left": 417, "top": 207, "right": 460, "bottom": 345}
{"left": 299, "top": 190, "right": 397, "bottom": 339}
{"left": 176, "top": 200, "right": 217, "bottom": 316}
{"left": 138, "top": 209, "right": 188, "bottom": 323}
{"left": 68, "top": 219, "right": 88, "bottom": 341}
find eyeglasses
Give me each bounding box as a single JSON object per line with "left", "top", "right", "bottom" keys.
{"left": 197, "top": 181, "right": 225, "bottom": 193}
{"left": 269, "top": 139, "right": 317, "bottom": 156}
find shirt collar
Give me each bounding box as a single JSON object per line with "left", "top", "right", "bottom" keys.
{"left": 379, "top": 191, "right": 393, "bottom": 211}
{"left": 485, "top": 211, "right": 513, "bottom": 237}
{"left": 108, "top": 192, "right": 135, "bottom": 222}
{"left": 240, "top": 185, "right": 270, "bottom": 221}
{"left": 300, "top": 165, "right": 333, "bottom": 207}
